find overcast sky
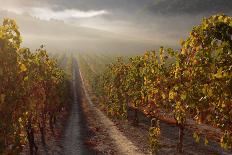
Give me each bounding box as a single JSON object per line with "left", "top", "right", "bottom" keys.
{"left": 0, "top": 0, "right": 232, "bottom": 53}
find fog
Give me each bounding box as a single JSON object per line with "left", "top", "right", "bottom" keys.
{"left": 0, "top": 0, "right": 231, "bottom": 54}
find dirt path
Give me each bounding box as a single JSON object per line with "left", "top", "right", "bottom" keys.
{"left": 79, "top": 68, "right": 144, "bottom": 155}
{"left": 61, "top": 60, "right": 95, "bottom": 155}
{"left": 61, "top": 59, "right": 145, "bottom": 155}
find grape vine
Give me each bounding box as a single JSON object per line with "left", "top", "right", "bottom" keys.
{"left": 0, "top": 19, "right": 70, "bottom": 154}
{"left": 95, "top": 14, "right": 232, "bottom": 153}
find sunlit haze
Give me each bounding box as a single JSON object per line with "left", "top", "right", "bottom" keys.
{"left": 1, "top": 1, "right": 232, "bottom": 155}
{"left": 0, "top": 0, "right": 232, "bottom": 53}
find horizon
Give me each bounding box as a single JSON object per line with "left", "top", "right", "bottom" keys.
{"left": 1, "top": 0, "right": 231, "bottom": 53}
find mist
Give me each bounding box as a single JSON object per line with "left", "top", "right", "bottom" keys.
{"left": 0, "top": 0, "right": 231, "bottom": 54}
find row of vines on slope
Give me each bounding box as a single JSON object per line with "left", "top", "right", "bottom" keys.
{"left": 0, "top": 19, "right": 70, "bottom": 154}
{"left": 76, "top": 54, "right": 96, "bottom": 89}
{"left": 94, "top": 14, "right": 232, "bottom": 153}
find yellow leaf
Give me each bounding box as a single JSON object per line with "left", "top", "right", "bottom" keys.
{"left": 204, "top": 138, "right": 209, "bottom": 145}
{"left": 221, "top": 102, "right": 226, "bottom": 108}
{"left": 0, "top": 94, "right": 5, "bottom": 104}
{"left": 151, "top": 69, "right": 154, "bottom": 74}
{"left": 214, "top": 68, "right": 223, "bottom": 78}
{"left": 218, "top": 15, "right": 224, "bottom": 21}
{"left": 24, "top": 76, "right": 29, "bottom": 81}
{"left": 169, "top": 90, "right": 176, "bottom": 100}
{"left": 20, "top": 64, "right": 27, "bottom": 72}
{"left": 208, "top": 88, "right": 213, "bottom": 97}
{"left": 224, "top": 17, "right": 229, "bottom": 23}
{"left": 0, "top": 67, "right": 3, "bottom": 76}
{"left": 180, "top": 39, "right": 185, "bottom": 46}
{"left": 162, "top": 93, "right": 166, "bottom": 99}
{"left": 18, "top": 117, "right": 22, "bottom": 123}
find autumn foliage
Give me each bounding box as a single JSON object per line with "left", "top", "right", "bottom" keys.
{"left": 0, "top": 19, "right": 70, "bottom": 154}
{"left": 96, "top": 15, "right": 232, "bottom": 153}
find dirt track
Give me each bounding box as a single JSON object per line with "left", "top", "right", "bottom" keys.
{"left": 60, "top": 59, "right": 143, "bottom": 155}
{"left": 61, "top": 60, "right": 95, "bottom": 155}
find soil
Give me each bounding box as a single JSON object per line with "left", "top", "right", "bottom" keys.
{"left": 60, "top": 61, "right": 95, "bottom": 155}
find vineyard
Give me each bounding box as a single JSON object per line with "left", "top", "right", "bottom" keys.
{"left": 0, "top": 19, "right": 71, "bottom": 154}
{"left": 79, "top": 15, "right": 232, "bottom": 154}
{"left": 0, "top": 14, "right": 232, "bottom": 155}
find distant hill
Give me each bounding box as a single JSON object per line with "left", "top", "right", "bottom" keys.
{"left": 0, "top": 10, "right": 159, "bottom": 54}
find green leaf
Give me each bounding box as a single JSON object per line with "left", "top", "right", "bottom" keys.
{"left": 214, "top": 68, "right": 223, "bottom": 78}
{"left": 181, "top": 92, "right": 187, "bottom": 101}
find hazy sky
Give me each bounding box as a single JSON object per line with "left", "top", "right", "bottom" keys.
{"left": 0, "top": 0, "right": 232, "bottom": 53}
